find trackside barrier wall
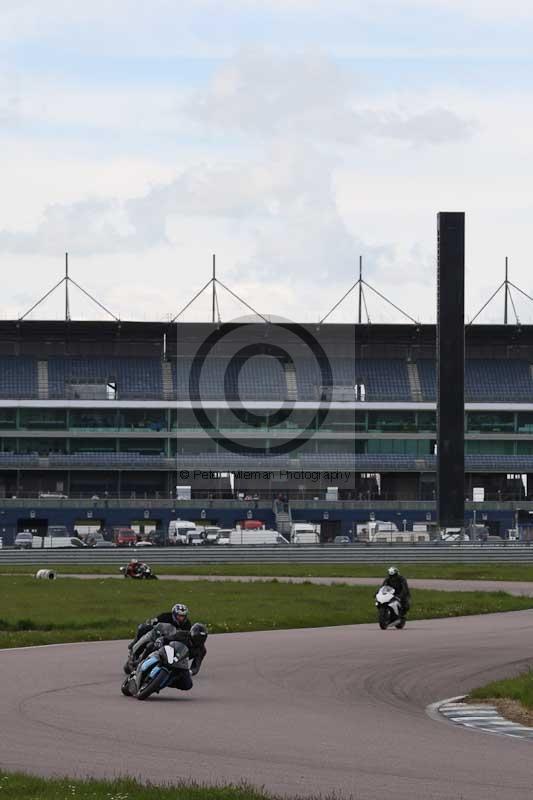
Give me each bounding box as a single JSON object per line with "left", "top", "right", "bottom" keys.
{"left": 3, "top": 545, "right": 533, "bottom": 565}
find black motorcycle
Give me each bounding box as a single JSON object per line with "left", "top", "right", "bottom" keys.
{"left": 121, "top": 641, "right": 191, "bottom": 700}
{"left": 123, "top": 622, "right": 177, "bottom": 675}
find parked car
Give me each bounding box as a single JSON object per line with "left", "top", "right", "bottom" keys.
{"left": 188, "top": 532, "right": 206, "bottom": 546}
{"left": 147, "top": 530, "right": 167, "bottom": 546}
{"left": 113, "top": 528, "right": 138, "bottom": 547}
{"left": 14, "top": 531, "right": 33, "bottom": 549}
{"left": 92, "top": 540, "right": 116, "bottom": 548}
{"left": 333, "top": 535, "right": 352, "bottom": 544}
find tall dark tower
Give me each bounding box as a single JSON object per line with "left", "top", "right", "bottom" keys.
{"left": 437, "top": 212, "right": 465, "bottom": 528}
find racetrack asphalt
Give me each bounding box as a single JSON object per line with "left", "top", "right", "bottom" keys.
{"left": 2, "top": 611, "right": 533, "bottom": 799}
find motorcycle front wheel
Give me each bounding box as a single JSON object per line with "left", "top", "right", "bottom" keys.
{"left": 123, "top": 658, "right": 134, "bottom": 675}
{"left": 378, "top": 607, "right": 390, "bottom": 630}
{"left": 121, "top": 677, "right": 134, "bottom": 696}
{"left": 136, "top": 669, "right": 168, "bottom": 700}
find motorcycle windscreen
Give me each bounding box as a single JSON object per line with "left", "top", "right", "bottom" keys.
{"left": 375, "top": 587, "right": 395, "bottom": 603}
{"left": 168, "top": 641, "right": 190, "bottom": 667}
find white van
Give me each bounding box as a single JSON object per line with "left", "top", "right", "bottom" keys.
{"left": 168, "top": 519, "right": 198, "bottom": 545}
{"left": 203, "top": 526, "right": 222, "bottom": 544}
{"left": 290, "top": 523, "right": 320, "bottom": 544}
{"left": 215, "top": 529, "right": 233, "bottom": 545}
{"left": 32, "top": 536, "right": 86, "bottom": 548}
{"left": 229, "top": 528, "right": 289, "bottom": 545}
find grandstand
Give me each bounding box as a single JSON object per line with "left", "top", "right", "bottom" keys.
{"left": 0, "top": 319, "right": 533, "bottom": 540}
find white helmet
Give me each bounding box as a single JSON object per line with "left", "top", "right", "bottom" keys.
{"left": 388, "top": 566, "right": 399, "bottom": 576}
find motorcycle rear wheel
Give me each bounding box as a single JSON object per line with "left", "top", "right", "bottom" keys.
{"left": 137, "top": 669, "right": 168, "bottom": 700}
{"left": 395, "top": 618, "right": 406, "bottom": 629}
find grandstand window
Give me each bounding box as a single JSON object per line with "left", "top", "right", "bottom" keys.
{"left": 14, "top": 437, "right": 67, "bottom": 454}
{"left": 517, "top": 413, "right": 533, "bottom": 433}
{"left": 0, "top": 409, "right": 16, "bottom": 430}
{"left": 322, "top": 410, "right": 361, "bottom": 433}
{"left": 117, "top": 410, "right": 167, "bottom": 432}
{"left": 416, "top": 411, "right": 436, "bottom": 432}
{"left": 69, "top": 410, "right": 118, "bottom": 430}
{"left": 517, "top": 441, "right": 533, "bottom": 455}
{"left": 367, "top": 411, "right": 416, "bottom": 433}
{"left": 118, "top": 438, "right": 166, "bottom": 455}
{"left": 467, "top": 412, "right": 515, "bottom": 433}
{"left": 217, "top": 409, "right": 268, "bottom": 430}
{"left": 366, "top": 438, "right": 433, "bottom": 455}
{"left": 70, "top": 438, "right": 116, "bottom": 453}
{"left": 172, "top": 439, "right": 217, "bottom": 455}
{"left": 466, "top": 440, "right": 515, "bottom": 455}
{"left": 172, "top": 409, "right": 214, "bottom": 430}
{"left": 19, "top": 408, "right": 67, "bottom": 430}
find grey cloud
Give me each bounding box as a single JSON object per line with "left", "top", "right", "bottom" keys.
{"left": 0, "top": 143, "right": 413, "bottom": 302}
{"left": 0, "top": 199, "right": 138, "bottom": 256}
{"left": 188, "top": 50, "right": 475, "bottom": 146}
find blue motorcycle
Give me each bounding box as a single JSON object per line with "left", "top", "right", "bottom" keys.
{"left": 121, "top": 641, "right": 191, "bottom": 700}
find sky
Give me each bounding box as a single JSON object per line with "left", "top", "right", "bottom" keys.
{"left": 1, "top": 0, "right": 532, "bottom": 324}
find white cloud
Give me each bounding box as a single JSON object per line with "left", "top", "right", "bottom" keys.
{"left": 0, "top": 16, "right": 531, "bottom": 327}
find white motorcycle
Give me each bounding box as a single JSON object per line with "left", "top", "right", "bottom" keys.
{"left": 375, "top": 585, "right": 406, "bottom": 630}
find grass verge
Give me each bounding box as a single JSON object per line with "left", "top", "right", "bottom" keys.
{"left": 470, "top": 668, "right": 533, "bottom": 709}
{"left": 1, "top": 576, "right": 533, "bottom": 648}
{"left": 468, "top": 669, "right": 533, "bottom": 726}
{"left": 0, "top": 772, "right": 298, "bottom": 800}
{"left": 3, "top": 562, "right": 533, "bottom": 581}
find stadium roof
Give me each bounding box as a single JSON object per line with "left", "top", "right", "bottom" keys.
{"left": 0, "top": 319, "right": 532, "bottom": 359}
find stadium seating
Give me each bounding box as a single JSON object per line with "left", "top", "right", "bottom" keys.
{"left": 47, "top": 358, "right": 162, "bottom": 399}
{"left": 1, "top": 355, "right": 533, "bottom": 402}
{"left": 293, "top": 358, "right": 411, "bottom": 401}
{"left": 417, "top": 359, "right": 533, "bottom": 402}
{"left": 0, "top": 357, "right": 38, "bottom": 398}
{"left": 174, "top": 357, "right": 287, "bottom": 400}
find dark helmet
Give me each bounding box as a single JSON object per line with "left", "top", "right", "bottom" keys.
{"left": 387, "top": 566, "right": 399, "bottom": 576}
{"left": 171, "top": 603, "right": 189, "bottom": 625}
{"left": 189, "top": 622, "right": 208, "bottom": 647}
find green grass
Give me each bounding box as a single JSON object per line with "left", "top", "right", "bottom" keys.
{"left": 0, "top": 772, "right": 297, "bottom": 800}
{"left": 470, "top": 668, "right": 533, "bottom": 709}
{"left": 4, "top": 562, "right": 533, "bottom": 580}
{"left": 1, "top": 575, "right": 533, "bottom": 649}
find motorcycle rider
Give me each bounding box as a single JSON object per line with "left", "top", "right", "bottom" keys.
{"left": 152, "top": 622, "right": 208, "bottom": 691}
{"left": 129, "top": 602, "right": 191, "bottom": 650}
{"left": 382, "top": 567, "right": 411, "bottom": 617}
{"left": 125, "top": 558, "right": 147, "bottom": 578}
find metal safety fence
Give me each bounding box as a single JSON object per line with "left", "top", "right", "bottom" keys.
{"left": 2, "top": 544, "right": 533, "bottom": 565}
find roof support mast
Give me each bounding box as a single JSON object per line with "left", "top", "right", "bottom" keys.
{"left": 358, "top": 255, "right": 362, "bottom": 325}
{"left": 18, "top": 254, "right": 119, "bottom": 321}
{"left": 504, "top": 256, "right": 509, "bottom": 325}
{"left": 212, "top": 253, "right": 216, "bottom": 323}
{"left": 65, "top": 252, "right": 71, "bottom": 322}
